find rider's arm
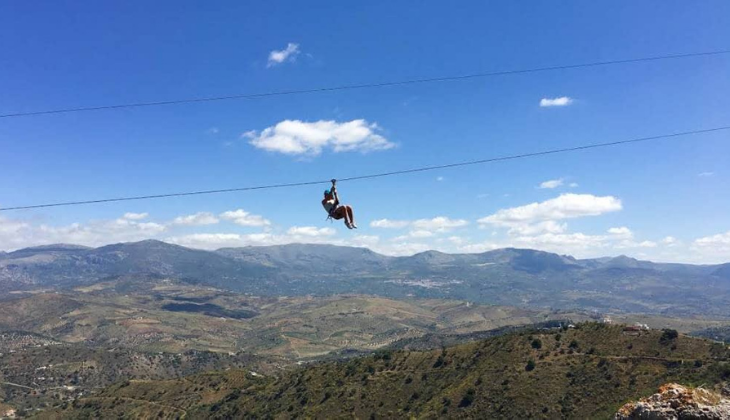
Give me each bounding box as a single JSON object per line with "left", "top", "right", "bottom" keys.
{"left": 331, "top": 184, "right": 340, "bottom": 205}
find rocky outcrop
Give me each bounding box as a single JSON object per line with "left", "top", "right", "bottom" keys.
{"left": 615, "top": 383, "right": 730, "bottom": 419}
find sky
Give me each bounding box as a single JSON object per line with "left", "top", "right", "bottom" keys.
{"left": 1, "top": 1, "right": 729, "bottom": 263}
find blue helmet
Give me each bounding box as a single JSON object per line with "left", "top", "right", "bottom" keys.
{"left": 324, "top": 189, "right": 331, "bottom": 195}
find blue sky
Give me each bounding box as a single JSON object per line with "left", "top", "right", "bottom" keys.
{"left": 1, "top": 1, "right": 729, "bottom": 262}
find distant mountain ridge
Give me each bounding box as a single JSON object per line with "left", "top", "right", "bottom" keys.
{"left": 1, "top": 240, "right": 729, "bottom": 316}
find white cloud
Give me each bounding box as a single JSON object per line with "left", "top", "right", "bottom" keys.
{"left": 661, "top": 236, "right": 680, "bottom": 247}
{"left": 540, "top": 97, "right": 573, "bottom": 107}
{"left": 457, "top": 241, "right": 503, "bottom": 253}
{"left": 167, "top": 233, "right": 249, "bottom": 249}
{"left": 693, "top": 231, "right": 730, "bottom": 254}
{"left": 172, "top": 212, "right": 219, "bottom": 226}
{"left": 539, "top": 179, "right": 564, "bottom": 189}
{"left": 569, "top": 182, "right": 579, "bottom": 188}
{"left": 513, "top": 232, "right": 607, "bottom": 250}
{"left": 168, "top": 230, "right": 381, "bottom": 253}
{"left": 286, "top": 226, "right": 336, "bottom": 237}
{"left": 0, "top": 216, "right": 29, "bottom": 236}
{"left": 206, "top": 127, "right": 219, "bottom": 135}
{"left": 608, "top": 226, "right": 633, "bottom": 238}
{"left": 373, "top": 216, "right": 468, "bottom": 238}
{"left": 377, "top": 241, "right": 431, "bottom": 256}
{"left": 698, "top": 172, "right": 715, "bottom": 177}
{"left": 123, "top": 212, "right": 148, "bottom": 220}
{"left": 508, "top": 220, "right": 567, "bottom": 236}
{"left": 479, "top": 194, "right": 622, "bottom": 227}
{"left": 247, "top": 119, "right": 394, "bottom": 156}
{"left": 436, "top": 176, "right": 444, "bottom": 182}
{"left": 408, "top": 230, "right": 435, "bottom": 238}
{"left": 0, "top": 214, "right": 166, "bottom": 250}
{"left": 370, "top": 219, "right": 410, "bottom": 229}
{"left": 267, "top": 42, "right": 300, "bottom": 67}
{"left": 350, "top": 235, "right": 380, "bottom": 247}
{"left": 411, "top": 217, "right": 468, "bottom": 232}
{"left": 219, "top": 209, "right": 271, "bottom": 227}
{"left": 446, "top": 236, "right": 465, "bottom": 245}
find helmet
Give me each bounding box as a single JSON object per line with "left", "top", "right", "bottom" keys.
{"left": 324, "top": 189, "right": 331, "bottom": 195}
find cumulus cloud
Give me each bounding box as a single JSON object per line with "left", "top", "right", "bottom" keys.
{"left": 508, "top": 220, "right": 567, "bottom": 236}
{"left": 286, "top": 226, "right": 336, "bottom": 237}
{"left": 540, "top": 97, "right": 573, "bottom": 107}
{"left": 267, "top": 42, "right": 300, "bottom": 67}
{"left": 378, "top": 241, "right": 431, "bottom": 256}
{"left": 407, "top": 230, "right": 435, "bottom": 238}
{"left": 512, "top": 232, "right": 607, "bottom": 250}
{"left": 693, "top": 231, "right": 730, "bottom": 253}
{"left": 219, "top": 209, "right": 271, "bottom": 227}
{"left": 246, "top": 119, "right": 394, "bottom": 156}
{"left": 350, "top": 235, "right": 380, "bottom": 247}
{"left": 123, "top": 212, "right": 148, "bottom": 220}
{"left": 172, "top": 212, "right": 219, "bottom": 226}
{"left": 411, "top": 217, "right": 468, "bottom": 232}
{"left": 372, "top": 216, "right": 468, "bottom": 240}
{"left": 168, "top": 229, "right": 377, "bottom": 252}
{"left": 569, "top": 182, "right": 579, "bottom": 188}
{"left": 479, "top": 194, "right": 622, "bottom": 227}
{"left": 370, "top": 219, "right": 410, "bottom": 229}
{"left": 661, "top": 236, "right": 680, "bottom": 247}
{"left": 539, "top": 179, "right": 564, "bottom": 189}
{"left": 0, "top": 214, "right": 166, "bottom": 250}
{"left": 167, "top": 233, "right": 250, "bottom": 249}
{"left": 608, "top": 226, "right": 633, "bottom": 238}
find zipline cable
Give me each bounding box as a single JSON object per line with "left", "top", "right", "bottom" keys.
{"left": 1, "top": 125, "right": 728, "bottom": 212}
{"left": 1, "top": 49, "right": 729, "bottom": 119}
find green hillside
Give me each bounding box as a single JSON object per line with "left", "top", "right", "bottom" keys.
{"left": 37, "top": 323, "right": 730, "bottom": 419}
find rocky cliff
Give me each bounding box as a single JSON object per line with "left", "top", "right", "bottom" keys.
{"left": 616, "top": 383, "right": 730, "bottom": 419}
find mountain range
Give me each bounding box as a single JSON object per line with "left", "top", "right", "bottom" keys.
{"left": 2, "top": 240, "right": 730, "bottom": 316}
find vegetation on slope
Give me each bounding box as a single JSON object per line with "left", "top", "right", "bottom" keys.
{"left": 37, "top": 323, "right": 730, "bottom": 419}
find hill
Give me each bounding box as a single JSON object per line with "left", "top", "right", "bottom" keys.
{"left": 36, "top": 323, "right": 730, "bottom": 419}
{"left": 2, "top": 241, "right": 730, "bottom": 317}
{"left": 0, "top": 279, "right": 590, "bottom": 357}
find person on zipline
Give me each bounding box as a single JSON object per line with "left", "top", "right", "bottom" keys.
{"left": 322, "top": 179, "right": 357, "bottom": 229}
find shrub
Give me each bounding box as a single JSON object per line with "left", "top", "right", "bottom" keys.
{"left": 459, "top": 388, "right": 475, "bottom": 408}
{"left": 531, "top": 339, "right": 542, "bottom": 349}
{"left": 660, "top": 329, "right": 679, "bottom": 343}
{"left": 526, "top": 360, "right": 536, "bottom": 371}
{"left": 433, "top": 355, "right": 445, "bottom": 368}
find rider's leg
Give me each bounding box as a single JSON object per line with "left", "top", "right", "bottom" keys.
{"left": 335, "top": 207, "right": 352, "bottom": 228}
{"left": 346, "top": 206, "right": 356, "bottom": 228}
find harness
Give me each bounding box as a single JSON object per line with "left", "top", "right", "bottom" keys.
{"left": 324, "top": 179, "right": 339, "bottom": 222}
{"left": 325, "top": 201, "right": 339, "bottom": 222}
